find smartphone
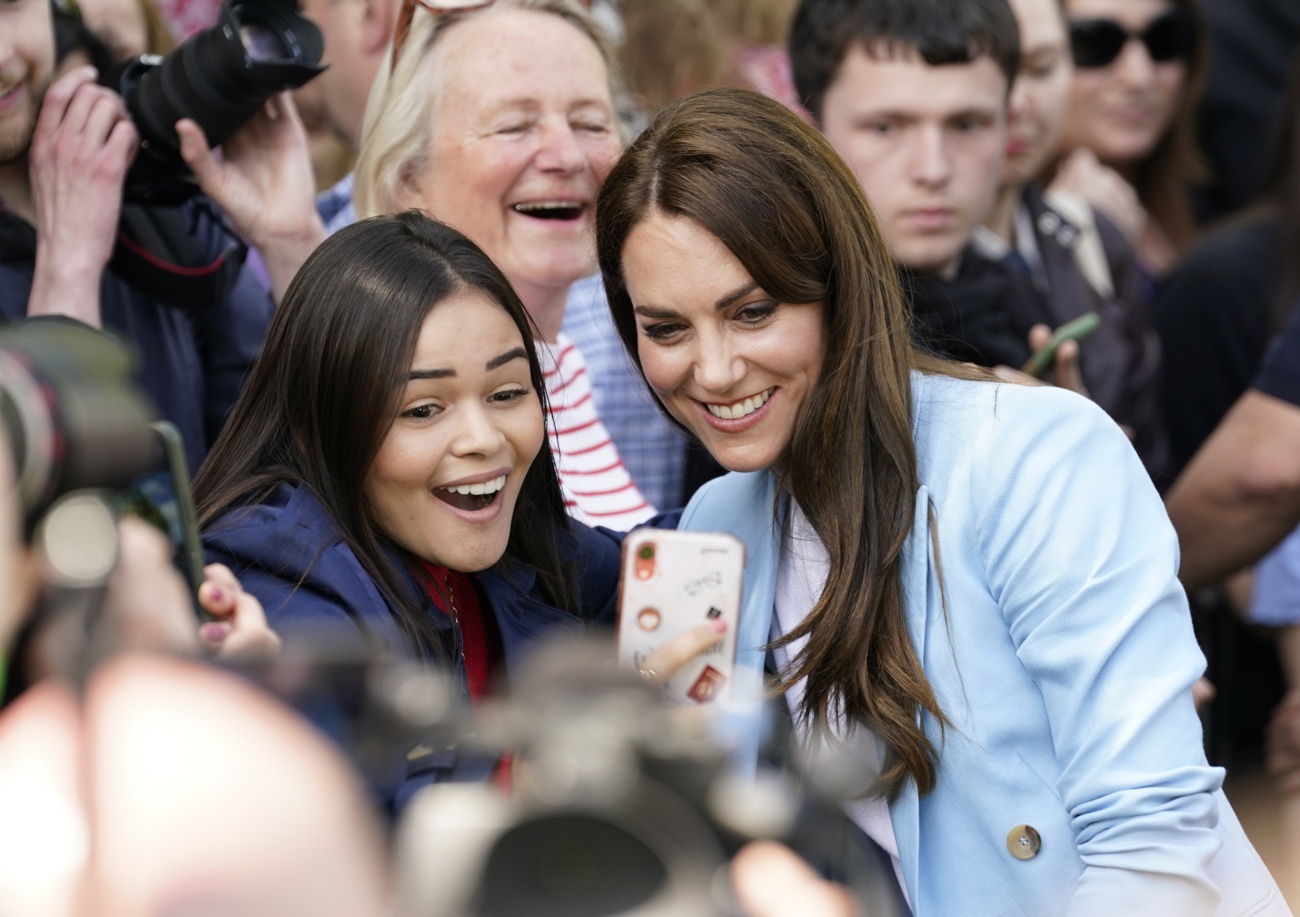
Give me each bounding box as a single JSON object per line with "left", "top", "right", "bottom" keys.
{"left": 616, "top": 528, "right": 744, "bottom": 705}
{"left": 1020, "top": 311, "right": 1102, "bottom": 378}
{"left": 118, "top": 420, "right": 208, "bottom": 620}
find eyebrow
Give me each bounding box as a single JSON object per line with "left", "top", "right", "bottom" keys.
{"left": 633, "top": 281, "right": 759, "bottom": 319}
{"left": 408, "top": 347, "right": 529, "bottom": 380}
{"left": 487, "top": 346, "right": 529, "bottom": 370}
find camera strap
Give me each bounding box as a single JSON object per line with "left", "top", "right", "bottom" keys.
{"left": 0, "top": 200, "right": 247, "bottom": 312}
{"left": 109, "top": 202, "right": 249, "bottom": 312}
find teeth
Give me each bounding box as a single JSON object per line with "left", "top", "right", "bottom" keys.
{"left": 706, "top": 389, "right": 773, "bottom": 420}
{"left": 438, "top": 475, "right": 506, "bottom": 496}
{"left": 513, "top": 201, "right": 582, "bottom": 213}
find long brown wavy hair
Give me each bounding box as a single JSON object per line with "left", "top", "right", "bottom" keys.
{"left": 596, "top": 87, "right": 951, "bottom": 799}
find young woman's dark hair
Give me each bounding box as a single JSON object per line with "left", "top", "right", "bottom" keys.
{"left": 1119, "top": 0, "right": 1211, "bottom": 257}
{"left": 597, "top": 87, "right": 951, "bottom": 799}
{"left": 195, "top": 211, "right": 574, "bottom": 655}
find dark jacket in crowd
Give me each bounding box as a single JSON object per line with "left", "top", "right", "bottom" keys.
{"left": 906, "top": 190, "right": 1168, "bottom": 478}
{"left": 203, "top": 482, "right": 626, "bottom": 810}
{"left": 0, "top": 199, "right": 274, "bottom": 472}
{"left": 1156, "top": 216, "right": 1285, "bottom": 477}
{"left": 902, "top": 245, "right": 1052, "bottom": 370}
{"left": 1020, "top": 187, "right": 1168, "bottom": 479}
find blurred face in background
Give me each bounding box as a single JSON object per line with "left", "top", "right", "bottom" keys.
{"left": 397, "top": 8, "right": 621, "bottom": 323}
{"left": 0, "top": 0, "right": 55, "bottom": 162}
{"left": 1058, "top": 0, "right": 1188, "bottom": 170}
{"left": 1005, "top": 0, "right": 1072, "bottom": 185}
{"left": 78, "top": 0, "right": 149, "bottom": 59}
{"left": 819, "top": 46, "right": 1008, "bottom": 278}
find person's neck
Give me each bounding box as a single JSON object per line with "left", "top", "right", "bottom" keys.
{"left": 902, "top": 253, "right": 963, "bottom": 281}
{"left": 517, "top": 282, "right": 571, "bottom": 344}
{"left": 984, "top": 182, "right": 1023, "bottom": 245}
{"left": 0, "top": 157, "right": 34, "bottom": 224}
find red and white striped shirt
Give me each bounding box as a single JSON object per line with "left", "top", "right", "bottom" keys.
{"left": 538, "top": 335, "right": 656, "bottom": 530}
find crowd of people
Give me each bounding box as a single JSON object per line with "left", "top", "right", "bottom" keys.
{"left": 1, "top": 0, "right": 1299, "bottom": 912}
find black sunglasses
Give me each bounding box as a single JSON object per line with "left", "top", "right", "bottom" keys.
{"left": 1068, "top": 10, "right": 1192, "bottom": 69}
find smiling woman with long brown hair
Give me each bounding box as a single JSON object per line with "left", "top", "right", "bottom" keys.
{"left": 596, "top": 86, "right": 1286, "bottom": 915}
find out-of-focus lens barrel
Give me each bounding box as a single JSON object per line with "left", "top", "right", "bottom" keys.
{"left": 0, "top": 323, "right": 158, "bottom": 533}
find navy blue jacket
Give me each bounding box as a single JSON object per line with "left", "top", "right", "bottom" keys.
{"left": 0, "top": 200, "right": 274, "bottom": 473}
{"left": 203, "top": 482, "right": 626, "bottom": 808}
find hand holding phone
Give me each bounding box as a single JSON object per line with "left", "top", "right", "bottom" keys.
{"left": 617, "top": 529, "right": 744, "bottom": 705}
{"left": 1020, "top": 312, "right": 1101, "bottom": 378}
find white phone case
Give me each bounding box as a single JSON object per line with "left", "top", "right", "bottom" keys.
{"left": 617, "top": 528, "right": 744, "bottom": 704}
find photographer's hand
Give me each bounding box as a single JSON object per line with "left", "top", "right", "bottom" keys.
{"left": 731, "top": 841, "right": 859, "bottom": 917}
{"left": 197, "top": 563, "right": 281, "bottom": 664}
{"left": 176, "top": 92, "right": 326, "bottom": 304}
{"left": 26, "top": 67, "right": 137, "bottom": 329}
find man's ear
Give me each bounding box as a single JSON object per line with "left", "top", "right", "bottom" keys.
{"left": 360, "top": 0, "right": 399, "bottom": 57}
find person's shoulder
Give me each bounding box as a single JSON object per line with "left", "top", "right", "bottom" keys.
{"left": 1165, "top": 215, "right": 1282, "bottom": 287}
{"left": 205, "top": 483, "right": 348, "bottom": 566}
{"left": 913, "top": 372, "right": 1118, "bottom": 476}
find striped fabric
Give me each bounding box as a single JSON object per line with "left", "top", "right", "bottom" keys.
{"left": 538, "top": 335, "right": 656, "bottom": 530}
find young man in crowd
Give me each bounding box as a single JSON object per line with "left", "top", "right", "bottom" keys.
{"left": 789, "top": 0, "right": 1052, "bottom": 370}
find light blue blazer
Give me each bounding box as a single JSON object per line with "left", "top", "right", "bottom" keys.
{"left": 680, "top": 373, "right": 1288, "bottom": 917}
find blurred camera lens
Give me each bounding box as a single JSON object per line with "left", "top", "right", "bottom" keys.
{"left": 113, "top": 0, "right": 324, "bottom": 203}
{"left": 238, "top": 23, "right": 287, "bottom": 62}
{"left": 0, "top": 322, "right": 157, "bottom": 536}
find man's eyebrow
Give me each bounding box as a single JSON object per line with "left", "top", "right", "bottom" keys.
{"left": 487, "top": 347, "right": 528, "bottom": 371}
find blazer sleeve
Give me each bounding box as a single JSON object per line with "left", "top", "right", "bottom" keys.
{"left": 968, "top": 384, "right": 1223, "bottom": 915}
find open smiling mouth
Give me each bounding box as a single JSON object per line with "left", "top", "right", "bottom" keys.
{"left": 512, "top": 202, "right": 585, "bottom": 221}
{"left": 704, "top": 388, "right": 774, "bottom": 420}
{"left": 434, "top": 475, "right": 506, "bottom": 512}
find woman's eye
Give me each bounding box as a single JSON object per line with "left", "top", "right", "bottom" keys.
{"left": 490, "top": 387, "right": 530, "bottom": 404}
{"left": 737, "top": 303, "right": 777, "bottom": 325}
{"left": 403, "top": 403, "right": 440, "bottom": 420}
{"left": 642, "top": 321, "right": 685, "bottom": 342}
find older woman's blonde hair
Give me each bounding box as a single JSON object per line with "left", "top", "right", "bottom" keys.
{"left": 353, "top": 0, "right": 619, "bottom": 220}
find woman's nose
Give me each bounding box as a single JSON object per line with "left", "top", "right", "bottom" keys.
{"left": 691, "top": 335, "right": 746, "bottom": 393}
{"left": 451, "top": 404, "right": 506, "bottom": 456}
{"left": 535, "top": 121, "right": 587, "bottom": 174}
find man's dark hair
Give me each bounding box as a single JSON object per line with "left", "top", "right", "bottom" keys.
{"left": 789, "top": 0, "right": 1021, "bottom": 123}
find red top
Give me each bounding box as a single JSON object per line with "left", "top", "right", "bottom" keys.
{"left": 417, "top": 561, "right": 499, "bottom": 704}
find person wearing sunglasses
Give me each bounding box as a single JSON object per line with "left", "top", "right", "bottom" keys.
{"left": 1051, "top": 0, "right": 1208, "bottom": 278}
{"left": 977, "top": 0, "right": 1167, "bottom": 476}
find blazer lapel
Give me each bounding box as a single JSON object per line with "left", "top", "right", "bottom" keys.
{"left": 680, "top": 470, "right": 783, "bottom": 773}
{"left": 890, "top": 484, "right": 935, "bottom": 911}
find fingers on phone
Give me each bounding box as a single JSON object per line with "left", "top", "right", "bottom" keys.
{"left": 198, "top": 563, "right": 240, "bottom": 618}
{"left": 642, "top": 619, "right": 727, "bottom": 685}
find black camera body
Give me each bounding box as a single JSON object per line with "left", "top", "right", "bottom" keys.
{"left": 111, "top": 0, "right": 325, "bottom": 205}
{"left": 389, "top": 639, "right": 901, "bottom": 917}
